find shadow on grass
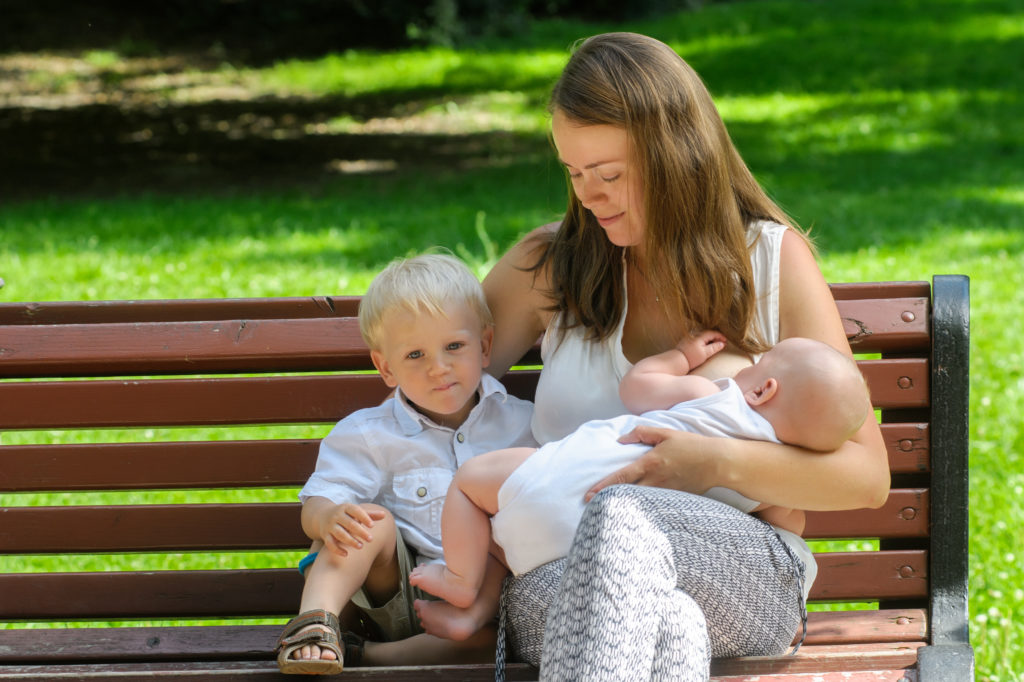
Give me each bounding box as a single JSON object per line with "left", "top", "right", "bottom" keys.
{"left": 0, "top": 0, "right": 1020, "bottom": 261}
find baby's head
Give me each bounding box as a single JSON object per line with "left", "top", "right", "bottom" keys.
{"left": 735, "top": 338, "right": 870, "bottom": 452}
{"left": 360, "top": 253, "right": 494, "bottom": 427}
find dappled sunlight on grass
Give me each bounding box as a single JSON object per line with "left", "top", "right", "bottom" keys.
{"left": 246, "top": 49, "right": 567, "bottom": 99}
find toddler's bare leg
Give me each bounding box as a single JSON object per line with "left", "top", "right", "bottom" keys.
{"left": 290, "top": 504, "right": 400, "bottom": 662}
{"left": 410, "top": 447, "right": 533, "bottom": 608}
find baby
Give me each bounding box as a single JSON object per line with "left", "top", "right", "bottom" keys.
{"left": 409, "top": 333, "right": 870, "bottom": 609}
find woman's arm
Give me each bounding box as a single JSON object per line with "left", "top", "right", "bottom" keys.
{"left": 482, "top": 223, "right": 558, "bottom": 378}
{"left": 587, "top": 230, "right": 890, "bottom": 511}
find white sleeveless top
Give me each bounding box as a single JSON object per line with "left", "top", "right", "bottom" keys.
{"left": 528, "top": 220, "right": 816, "bottom": 598}
{"left": 532, "top": 220, "right": 786, "bottom": 444}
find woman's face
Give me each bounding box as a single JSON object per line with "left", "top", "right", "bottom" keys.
{"left": 551, "top": 109, "right": 646, "bottom": 249}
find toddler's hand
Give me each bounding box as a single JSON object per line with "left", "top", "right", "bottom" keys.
{"left": 322, "top": 503, "right": 387, "bottom": 556}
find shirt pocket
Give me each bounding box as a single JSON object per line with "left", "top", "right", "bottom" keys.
{"left": 391, "top": 467, "right": 454, "bottom": 540}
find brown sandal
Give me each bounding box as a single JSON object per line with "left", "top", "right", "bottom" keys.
{"left": 276, "top": 609, "right": 346, "bottom": 675}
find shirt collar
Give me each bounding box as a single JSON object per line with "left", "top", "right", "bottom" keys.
{"left": 391, "top": 373, "right": 508, "bottom": 435}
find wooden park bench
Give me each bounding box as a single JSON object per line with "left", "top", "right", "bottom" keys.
{"left": 0, "top": 275, "right": 972, "bottom": 680}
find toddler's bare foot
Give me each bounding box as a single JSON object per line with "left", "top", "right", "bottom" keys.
{"left": 408, "top": 563, "right": 478, "bottom": 609}
{"left": 289, "top": 624, "right": 338, "bottom": 661}
{"left": 413, "top": 598, "right": 486, "bottom": 641}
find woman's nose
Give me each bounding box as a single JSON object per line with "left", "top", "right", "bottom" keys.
{"left": 578, "top": 177, "right": 603, "bottom": 208}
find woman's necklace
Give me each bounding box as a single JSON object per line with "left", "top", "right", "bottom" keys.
{"left": 627, "top": 248, "right": 660, "bottom": 303}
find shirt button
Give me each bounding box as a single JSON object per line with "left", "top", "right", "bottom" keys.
{"left": 456, "top": 433, "right": 465, "bottom": 443}
{"left": 417, "top": 487, "right": 427, "bottom": 498}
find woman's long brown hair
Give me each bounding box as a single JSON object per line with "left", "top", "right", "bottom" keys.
{"left": 534, "top": 32, "right": 809, "bottom": 354}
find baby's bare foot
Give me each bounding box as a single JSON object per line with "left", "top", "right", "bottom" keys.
{"left": 413, "top": 598, "right": 485, "bottom": 641}
{"left": 408, "top": 563, "right": 478, "bottom": 608}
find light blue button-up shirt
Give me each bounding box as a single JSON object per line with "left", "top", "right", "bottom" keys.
{"left": 299, "top": 373, "right": 536, "bottom": 561}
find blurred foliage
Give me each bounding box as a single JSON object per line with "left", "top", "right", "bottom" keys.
{"left": 0, "top": 0, "right": 721, "bottom": 59}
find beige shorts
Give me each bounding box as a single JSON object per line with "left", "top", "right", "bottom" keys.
{"left": 299, "top": 531, "right": 429, "bottom": 642}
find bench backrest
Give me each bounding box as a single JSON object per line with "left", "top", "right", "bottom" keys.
{"left": 0, "top": 278, "right": 969, "bottom": 653}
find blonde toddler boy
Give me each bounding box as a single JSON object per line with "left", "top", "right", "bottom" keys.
{"left": 276, "top": 253, "right": 535, "bottom": 674}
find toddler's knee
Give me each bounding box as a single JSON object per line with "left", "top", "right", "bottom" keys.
{"left": 360, "top": 502, "right": 394, "bottom": 523}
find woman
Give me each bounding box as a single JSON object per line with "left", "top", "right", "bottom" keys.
{"left": 482, "top": 33, "right": 889, "bottom": 680}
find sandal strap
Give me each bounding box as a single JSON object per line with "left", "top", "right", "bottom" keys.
{"left": 277, "top": 609, "right": 341, "bottom": 646}
{"left": 278, "top": 626, "right": 341, "bottom": 651}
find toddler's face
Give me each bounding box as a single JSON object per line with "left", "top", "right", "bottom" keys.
{"left": 370, "top": 302, "right": 492, "bottom": 428}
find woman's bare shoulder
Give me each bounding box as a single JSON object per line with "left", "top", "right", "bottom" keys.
{"left": 483, "top": 221, "right": 560, "bottom": 376}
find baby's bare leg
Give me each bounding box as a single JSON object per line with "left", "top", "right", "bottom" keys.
{"left": 409, "top": 447, "right": 534, "bottom": 608}
{"left": 414, "top": 551, "right": 507, "bottom": 641}
{"left": 756, "top": 506, "right": 806, "bottom": 536}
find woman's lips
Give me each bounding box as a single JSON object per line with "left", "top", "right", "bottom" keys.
{"left": 596, "top": 212, "right": 624, "bottom": 227}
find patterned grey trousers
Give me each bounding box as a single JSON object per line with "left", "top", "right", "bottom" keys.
{"left": 500, "top": 485, "right": 805, "bottom": 681}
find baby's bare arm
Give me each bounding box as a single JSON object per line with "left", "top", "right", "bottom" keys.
{"left": 619, "top": 331, "right": 727, "bottom": 413}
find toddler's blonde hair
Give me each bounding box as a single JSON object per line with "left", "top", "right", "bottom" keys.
{"left": 359, "top": 253, "right": 493, "bottom": 350}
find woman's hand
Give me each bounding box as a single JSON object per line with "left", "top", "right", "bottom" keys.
{"left": 584, "top": 427, "right": 723, "bottom": 502}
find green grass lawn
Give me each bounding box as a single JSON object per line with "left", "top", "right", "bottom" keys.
{"left": 1, "top": 0, "right": 1022, "bottom": 679}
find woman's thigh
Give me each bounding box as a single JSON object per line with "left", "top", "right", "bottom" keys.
{"left": 504, "top": 485, "right": 803, "bottom": 662}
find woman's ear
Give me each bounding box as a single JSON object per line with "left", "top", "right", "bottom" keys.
{"left": 370, "top": 350, "right": 399, "bottom": 388}
{"left": 744, "top": 377, "right": 778, "bottom": 406}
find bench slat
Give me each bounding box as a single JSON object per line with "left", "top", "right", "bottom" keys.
{"left": 0, "top": 282, "right": 928, "bottom": 326}
{"left": 828, "top": 281, "right": 929, "bottom": 300}
{"left": 712, "top": 672, "right": 916, "bottom": 681}
{"left": 0, "top": 319, "right": 371, "bottom": 378}
{"left": 0, "top": 440, "right": 319, "bottom": 492}
{"left": 859, "top": 359, "right": 929, "bottom": 409}
{"left": 0, "top": 551, "right": 925, "bottom": 620}
{"left": 0, "top": 371, "right": 539, "bottom": 430}
{"left": 0, "top": 503, "right": 305, "bottom": 552}
{"left": 0, "top": 296, "right": 361, "bottom": 325}
{"left": 804, "top": 488, "right": 927, "bottom": 539}
{"left": 0, "top": 490, "right": 927, "bottom": 553}
{"left": 813, "top": 550, "right": 927, "bottom": 602}
{"left": 839, "top": 296, "right": 928, "bottom": 352}
{"left": 0, "top": 658, "right": 922, "bottom": 681}
{"left": 0, "top": 375, "right": 391, "bottom": 430}
{"left": 0, "top": 661, "right": 537, "bottom": 681}
{"left": 0, "top": 299, "right": 929, "bottom": 379}
{"left": 710, "top": 642, "right": 925, "bottom": 676}
{"left": 0, "top": 569, "right": 305, "bottom": 620}
{"left": 0, "top": 423, "right": 930, "bottom": 494}
{"left": 881, "top": 423, "right": 929, "bottom": 474}
{"left": 0, "top": 361, "right": 920, "bottom": 430}
{"left": 0, "top": 609, "right": 926, "bottom": 664}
